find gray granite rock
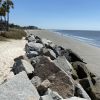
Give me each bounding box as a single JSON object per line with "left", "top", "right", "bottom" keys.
{"left": 0, "top": 71, "right": 40, "bottom": 100}
{"left": 27, "top": 50, "right": 39, "bottom": 58}
{"left": 42, "top": 48, "right": 56, "bottom": 60}
{"left": 12, "top": 59, "right": 34, "bottom": 75}
{"left": 27, "top": 42, "right": 43, "bottom": 52}
{"left": 31, "top": 76, "right": 42, "bottom": 88}
{"left": 28, "top": 35, "right": 36, "bottom": 42}
{"left": 21, "top": 59, "right": 34, "bottom": 75}
{"left": 53, "top": 56, "right": 73, "bottom": 73}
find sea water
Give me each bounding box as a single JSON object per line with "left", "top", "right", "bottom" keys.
{"left": 54, "top": 30, "right": 100, "bottom": 48}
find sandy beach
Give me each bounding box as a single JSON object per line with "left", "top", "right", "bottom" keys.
{"left": 27, "top": 30, "right": 100, "bottom": 77}
{"left": 0, "top": 39, "right": 26, "bottom": 84}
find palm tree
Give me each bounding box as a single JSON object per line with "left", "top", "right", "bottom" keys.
{"left": 2, "top": 0, "right": 14, "bottom": 31}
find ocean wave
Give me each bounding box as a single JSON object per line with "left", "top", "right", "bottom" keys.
{"left": 53, "top": 31, "right": 100, "bottom": 48}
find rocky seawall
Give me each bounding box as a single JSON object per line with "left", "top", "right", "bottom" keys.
{"left": 0, "top": 33, "right": 100, "bottom": 100}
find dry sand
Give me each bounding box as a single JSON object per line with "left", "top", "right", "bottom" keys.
{"left": 27, "top": 30, "right": 100, "bottom": 77}
{"left": 0, "top": 39, "right": 26, "bottom": 84}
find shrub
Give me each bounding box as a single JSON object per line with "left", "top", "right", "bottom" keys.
{"left": 1, "top": 29, "right": 26, "bottom": 39}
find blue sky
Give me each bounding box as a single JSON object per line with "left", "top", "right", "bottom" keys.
{"left": 10, "top": 0, "right": 100, "bottom": 30}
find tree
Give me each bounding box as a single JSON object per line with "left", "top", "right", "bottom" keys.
{"left": 2, "top": 0, "right": 14, "bottom": 31}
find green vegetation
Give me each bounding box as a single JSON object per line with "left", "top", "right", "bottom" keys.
{"left": 9, "top": 23, "right": 40, "bottom": 30}
{"left": 0, "top": 28, "right": 26, "bottom": 39}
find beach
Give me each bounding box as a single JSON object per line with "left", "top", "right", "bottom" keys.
{"left": 27, "top": 30, "right": 100, "bottom": 77}
{"left": 0, "top": 39, "right": 26, "bottom": 84}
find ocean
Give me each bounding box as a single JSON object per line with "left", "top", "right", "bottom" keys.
{"left": 54, "top": 30, "right": 100, "bottom": 48}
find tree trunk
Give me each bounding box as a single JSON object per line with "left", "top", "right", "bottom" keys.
{"left": 6, "top": 12, "right": 9, "bottom": 31}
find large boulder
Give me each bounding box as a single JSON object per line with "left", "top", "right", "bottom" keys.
{"left": 72, "top": 61, "right": 90, "bottom": 79}
{"left": 53, "top": 56, "right": 74, "bottom": 73}
{"left": 49, "top": 71, "right": 74, "bottom": 99}
{"left": 12, "top": 59, "right": 34, "bottom": 76}
{"left": 64, "top": 49, "right": 85, "bottom": 63}
{"left": 26, "top": 42, "right": 43, "bottom": 52}
{"left": 42, "top": 48, "right": 56, "bottom": 60}
{"left": 0, "top": 71, "right": 40, "bottom": 100}
{"left": 53, "top": 56, "right": 78, "bottom": 79}
{"left": 34, "top": 56, "right": 60, "bottom": 80}
{"left": 34, "top": 56, "right": 75, "bottom": 98}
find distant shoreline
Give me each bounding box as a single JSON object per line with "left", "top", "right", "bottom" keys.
{"left": 51, "top": 30, "right": 100, "bottom": 48}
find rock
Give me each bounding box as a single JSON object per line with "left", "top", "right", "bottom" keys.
{"left": 25, "top": 33, "right": 33, "bottom": 40}
{"left": 34, "top": 56, "right": 74, "bottom": 98}
{"left": 26, "top": 50, "right": 39, "bottom": 58}
{"left": 42, "top": 48, "right": 56, "bottom": 60}
{"left": 50, "top": 91, "right": 63, "bottom": 100}
{"left": 41, "top": 38, "right": 52, "bottom": 45}
{"left": 53, "top": 56, "right": 78, "bottom": 79}
{"left": 0, "top": 71, "right": 40, "bottom": 100}
{"left": 45, "top": 88, "right": 63, "bottom": 100}
{"left": 72, "top": 61, "right": 90, "bottom": 79}
{"left": 37, "top": 79, "right": 51, "bottom": 96}
{"left": 25, "top": 44, "right": 30, "bottom": 53}
{"left": 27, "top": 35, "right": 36, "bottom": 42}
{"left": 34, "top": 56, "right": 60, "bottom": 80}
{"left": 12, "top": 59, "right": 34, "bottom": 76}
{"left": 74, "top": 82, "right": 91, "bottom": 100}
{"left": 65, "top": 49, "right": 85, "bottom": 63}
{"left": 53, "top": 46, "right": 65, "bottom": 56}
{"left": 20, "top": 59, "right": 34, "bottom": 74}
{"left": 31, "top": 76, "right": 42, "bottom": 88}
{"left": 49, "top": 71, "right": 75, "bottom": 99}
{"left": 90, "top": 77, "right": 100, "bottom": 100}
{"left": 79, "top": 77, "right": 93, "bottom": 90}
{"left": 26, "top": 42, "right": 43, "bottom": 52}
{"left": 40, "top": 95, "right": 53, "bottom": 100}
{"left": 64, "top": 97, "right": 88, "bottom": 100}
{"left": 53, "top": 56, "right": 73, "bottom": 73}
{"left": 35, "top": 35, "right": 41, "bottom": 40}
{"left": 12, "top": 59, "right": 25, "bottom": 75}
{"left": 40, "top": 79, "right": 51, "bottom": 88}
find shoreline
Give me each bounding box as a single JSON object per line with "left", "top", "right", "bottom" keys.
{"left": 53, "top": 31, "right": 100, "bottom": 48}
{"left": 27, "top": 29, "right": 100, "bottom": 77}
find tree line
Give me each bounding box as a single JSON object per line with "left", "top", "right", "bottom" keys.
{"left": 0, "top": 0, "right": 14, "bottom": 31}
{"left": 9, "top": 23, "right": 40, "bottom": 30}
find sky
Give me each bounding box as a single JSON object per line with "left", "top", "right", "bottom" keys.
{"left": 10, "top": 0, "right": 100, "bottom": 30}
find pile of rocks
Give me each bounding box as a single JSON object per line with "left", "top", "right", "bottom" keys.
{"left": 0, "top": 33, "right": 99, "bottom": 100}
